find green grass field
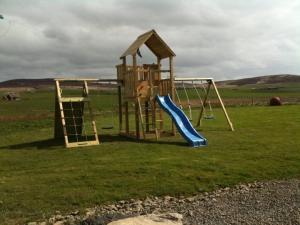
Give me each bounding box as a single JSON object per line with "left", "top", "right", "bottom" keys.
{"left": 0, "top": 87, "right": 300, "bottom": 224}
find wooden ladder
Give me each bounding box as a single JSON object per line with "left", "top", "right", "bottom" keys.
{"left": 54, "top": 79, "right": 99, "bottom": 148}
{"left": 137, "top": 97, "right": 162, "bottom": 140}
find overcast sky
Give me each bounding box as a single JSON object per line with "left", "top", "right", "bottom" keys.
{"left": 0, "top": 0, "right": 299, "bottom": 81}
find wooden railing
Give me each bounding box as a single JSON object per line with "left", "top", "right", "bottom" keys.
{"left": 118, "top": 65, "right": 172, "bottom": 99}
{"left": 160, "top": 79, "right": 171, "bottom": 96}
{"left": 124, "top": 69, "right": 135, "bottom": 98}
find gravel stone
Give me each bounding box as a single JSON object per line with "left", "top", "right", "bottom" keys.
{"left": 30, "top": 179, "right": 300, "bottom": 225}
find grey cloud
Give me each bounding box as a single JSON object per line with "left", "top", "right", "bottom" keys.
{"left": 43, "top": 27, "right": 72, "bottom": 43}
{"left": 0, "top": 0, "right": 300, "bottom": 81}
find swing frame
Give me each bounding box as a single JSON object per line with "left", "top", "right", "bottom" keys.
{"left": 192, "top": 80, "right": 214, "bottom": 120}
{"left": 174, "top": 77, "right": 234, "bottom": 131}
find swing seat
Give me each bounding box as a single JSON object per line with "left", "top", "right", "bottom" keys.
{"left": 204, "top": 115, "right": 214, "bottom": 120}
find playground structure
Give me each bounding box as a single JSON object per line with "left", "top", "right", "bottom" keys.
{"left": 116, "top": 29, "right": 234, "bottom": 145}
{"left": 116, "top": 29, "right": 176, "bottom": 140}
{"left": 54, "top": 29, "right": 234, "bottom": 148}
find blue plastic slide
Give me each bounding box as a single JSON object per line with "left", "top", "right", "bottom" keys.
{"left": 156, "top": 94, "right": 207, "bottom": 147}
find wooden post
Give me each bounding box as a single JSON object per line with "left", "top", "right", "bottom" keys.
{"left": 54, "top": 81, "right": 64, "bottom": 139}
{"left": 211, "top": 80, "right": 234, "bottom": 131}
{"left": 125, "top": 101, "right": 129, "bottom": 134}
{"left": 169, "top": 56, "right": 176, "bottom": 135}
{"left": 55, "top": 80, "right": 69, "bottom": 146}
{"left": 122, "top": 57, "right": 127, "bottom": 77}
{"left": 135, "top": 102, "right": 140, "bottom": 139}
{"left": 137, "top": 97, "right": 145, "bottom": 139}
{"left": 196, "top": 81, "right": 212, "bottom": 127}
{"left": 133, "top": 54, "right": 140, "bottom": 139}
{"left": 120, "top": 56, "right": 127, "bottom": 134}
{"left": 145, "top": 101, "right": 149, "bottom": 132}
{"left": 118, "top": 85, "right": 122, "bottom": 132}
{"left": 151, "top": 99, "right": 156, "bottom": 130}
{"left": 157, "top": 57, "right": 163, "bottom": 131}
{"left": 133, "top": 54, "right": 138, "bottom": 93}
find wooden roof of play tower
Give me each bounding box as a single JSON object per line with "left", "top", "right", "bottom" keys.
{"left": 120, "top": 29, "right": 176, "bottom": 59}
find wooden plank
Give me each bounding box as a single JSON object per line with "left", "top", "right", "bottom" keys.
{"left": 60, "top": 97, "right": 89, "bottom": 102}
{"left": 83, "top": 80, "right": 89, "bottom": 96}
{"left": 96, "top": 79, "right": 119, "bottom": 83}
{"left": 66, "top": 140, "right": 99, "bottom": 148}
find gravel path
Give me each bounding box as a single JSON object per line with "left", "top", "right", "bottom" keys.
{"left": 36, "top": 179, "right": 300, "bottom": 225}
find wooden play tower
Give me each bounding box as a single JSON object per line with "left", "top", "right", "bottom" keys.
{"left": 116, "top": 29, "right": 176, "bottom": 140}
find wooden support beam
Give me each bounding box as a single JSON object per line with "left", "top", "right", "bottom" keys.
{"left": 84, "top": 80, "right": 100, "bottom": 144}
{"left": 137, "top": 97, "right": 145, "bottom": 139}
{"left": 54, "top": 78, "right": 98, "bottom": 81}
{"left": 135, "top": 102, "right": 140, "bottom": 139}
{"left": 132, "top": 54, "right": 140, "bottom": 139}
{"left": 157, "top": 57, "right": 163, "bottom": 131}
{"left": 145, "top": 101, "right": 150, "bottom": 132}
{"left": 118, "top": 85, "right": 122, "bottom": 132}
{"left": 122, "top": 57, "right": 127, "bottom": 81}
{"left": 211, "top": 80, "right": 234, "bottom": 131}
{"left": 55, "top": 80, "right": 69, "bottom": 146}
{"left": 133, "top": 54, "right": 138, "bottom": 95}
{"left": 169, "top": 56, "right": 176, "bottom": 135}
{"left": 125, "top": 101, "right": 129, "bottom": 134}
{"left": 151, "top": 99, "right": 156, "bottom": 130}
{"left": 174, "top": 77, "right": 214, "bottom": 81}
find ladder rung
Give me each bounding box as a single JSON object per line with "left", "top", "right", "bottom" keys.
{"left": 60, "top": 97, "right": 89, "bottom": 102}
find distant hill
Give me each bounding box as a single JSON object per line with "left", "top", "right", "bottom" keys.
{"left": 0, "top": 78, "right": 102, "bottom": 88}
{"left": 0, "top": 78, "right": 54, "bottom": 88}
{"left": 217, "top": 74, "right": 300, "bottom": 86}
{"left": 1, "top": 74, "right": 300, "bottom": 88}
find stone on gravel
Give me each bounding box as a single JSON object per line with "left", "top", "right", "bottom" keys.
{"left": 107, "top": 213, "right": 183, "bottom": 225}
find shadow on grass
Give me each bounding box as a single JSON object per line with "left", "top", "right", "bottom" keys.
{"left": 0, "top": 138, "right": 64, "bottom": 150}
{"left": 0, "top": 134, "right": 187, "bottom": 150}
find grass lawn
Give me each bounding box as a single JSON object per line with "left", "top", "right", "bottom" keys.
{"left": 0, "top": 89, "right": 299, "bottom": 224}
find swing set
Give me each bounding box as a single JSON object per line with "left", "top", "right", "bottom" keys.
{"left": 175, "top": 80, "right": 214, "bottom": 121}
{"left": 174, "top": 77, "right": 234, "bottom": 130}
